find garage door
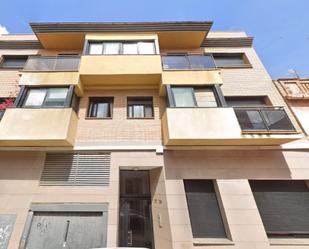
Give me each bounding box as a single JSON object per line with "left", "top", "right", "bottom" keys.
{"left": 20, "top": 204, "right": 108, "bottom": 249}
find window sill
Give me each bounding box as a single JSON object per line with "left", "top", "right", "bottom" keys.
{"left": 193, "top": 238, "right": 234, "bottom": 246}
{"left": 85, "top": 117, "right": 113, "bottom": 120}
{"left": 269, "top": 238, "right": 309, "bottom": 246}
{"left": 217, "top": 64, "right": 253, "bottom": 69}
{"left": 127, "top": 117, "right": 155, "bottom": 120}
{"left": 163, "top": 68, "right": 218, "bottom": 72}
{"left": 241, "top": 130, "right": 298, "bottom": 135}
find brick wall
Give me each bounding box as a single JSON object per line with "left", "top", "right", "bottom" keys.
{"left": 75, "top": 89, "right": 165, "bottom": 146}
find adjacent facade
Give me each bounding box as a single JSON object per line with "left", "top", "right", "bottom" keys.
{"left": 0, "top": 21, "right": 308, "bottom": 249}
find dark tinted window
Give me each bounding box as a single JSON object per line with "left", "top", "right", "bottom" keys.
{"left": 127, "top": 97, "right": 153, "bottom": 118}
{"left": 87, "top": 97, "right": 113, "bottom": 118}
{"left": 250, "top": 180, "right": 309, "bottom": 238}
{"left": 226, "top": 96, "right": 267, "bottom": 107}
{"left": 213, "top": 53, "right": 247, "bottom": 67}
{"left": 0, "top": 55, "right": 28, "bottom": 69}
{"left": 184, "top": 180, "right": 227, "bottom": 238}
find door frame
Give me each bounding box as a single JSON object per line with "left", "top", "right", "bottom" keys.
{"left": 118, "top": 170, "right": 155, "bottom": 249}
{"left": 19, "top": 203, "right": 109, "bottom": 249}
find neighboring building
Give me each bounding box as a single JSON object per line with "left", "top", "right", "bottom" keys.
{"left": 0, "top": 21, "right": 308, "bottom": 249}
{"left": 274, "top": 78, "right": 309, "bottom": 135}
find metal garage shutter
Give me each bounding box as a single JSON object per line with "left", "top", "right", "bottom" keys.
{"left": 184, "top": 180, "right": 227, "bottom": 238}
{"left": 40, "top": 152, "right": 111, "bottom": 186}
{"left": 250, "top": 180, "right": 309, "bottom": 237}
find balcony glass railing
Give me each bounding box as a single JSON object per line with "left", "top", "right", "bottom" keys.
{"left": 23, "top": 56, "right": 80, "bottom": 71}
{"left": 234, "top": 107, "right": 296, "bottom": 132}
{"left": 162, "top": 54, "right": 216, "bottom": 70}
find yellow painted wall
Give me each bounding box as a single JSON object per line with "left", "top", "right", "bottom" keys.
{"left": 0, "top": 108, "right": 78, "bottom": 146}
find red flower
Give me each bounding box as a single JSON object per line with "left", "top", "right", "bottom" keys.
{"left": 0, "top": 98, "right": 14, "bottom": 110}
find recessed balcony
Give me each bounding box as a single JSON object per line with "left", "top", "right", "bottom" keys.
{"left": 0, "top": 108, "right": 78, "bottom": 147}
{"left": 162, "top": 107, "right": 301, "bottom": 146}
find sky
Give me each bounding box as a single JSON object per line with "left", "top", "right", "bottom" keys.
{"left": 0, "top": 0, "right": 308, "bottom": 79}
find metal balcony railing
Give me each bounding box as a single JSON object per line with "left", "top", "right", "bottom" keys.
{"left": 161, "top": 54, "right": 216, "bottom": 70}
{"left": 234, "top": 106, "right": 296, "bottom": 132}
{"left": 23, "top": 55, "right": 80, "bottom": 71}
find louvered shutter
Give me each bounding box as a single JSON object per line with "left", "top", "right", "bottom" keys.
{"left": 40, "top": 153, "right": 110, "bottom": 186}
{"left": 184, "top": 180, "right": 227, "bottom": 238}
{"left": 250, "top": 180, "right": 309, "bottom": 236}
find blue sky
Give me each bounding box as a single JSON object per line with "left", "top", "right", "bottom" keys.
{"left": 0, "top": 0, "right": 308, "bottom": 79}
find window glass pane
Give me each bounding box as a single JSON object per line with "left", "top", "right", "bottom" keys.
{"left": 89, "top": 43, "right": 103, "bottom": 55}
{"left": 235, "top": 110, "right": 266, "bottom": 130}
{"left": 103, "top": 43, "right": 120, "bottom": 55}
{"left": 262, "top": 109, "right": 295, "bottom": 131}
{"left": 96, "top": 103, "right": 110, "bottom": 118}
{"left": 172, "top": 87, "right": 196, "bottom": 107}
{"left": 188, "top": 55, "right": 216, "bottom": 69}
{"left": 214, "top": 54, "right": 245, "bottom": 67}
{"left": 23, "top": 89, "right": 47, "bottom": 107}
{"left": 184, "top": 180, "right": 227, "bottom": 238}
{"left": 138, "top": 42, "right": 155, "bottom": 54}
{"left": 123, "top": 43, "right": 138, "bottom": 54}
{"left": 195, "top": 88, "right": 217, "bottom": 107}
{"left": 133, "top": 105, "right": 144, "bottom": 118}
{"left": 44, "top": 88, "right": 68, "bottom": 107}
{"left": 127, "top": 97, "right": 153, "bottom": 118}
{"left": 145, "top": 106, "right": 153, "bottom": 118}
{"left": 162, "top": 55, "right": 189, "bottom": 69}
{"left": 88, "top": 98, "right": 113, "bottom": 118}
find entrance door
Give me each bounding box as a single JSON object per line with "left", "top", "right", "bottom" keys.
{"left": 119, "top": 170, "right": 154, "bottom": 249}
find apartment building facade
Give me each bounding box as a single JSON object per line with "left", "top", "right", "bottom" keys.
{"left": 0, "top": 21, "right": 308, "bottom": 249}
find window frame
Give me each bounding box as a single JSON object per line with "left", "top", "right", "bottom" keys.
{"left": 212, "top": 53, "right": 252, "bottom": 68}
{"left": 166, "top": 84, "right": 226, "bottom": 108}
{"left": 184, "top": 179, "right": 230, "bottom": 240}
{"left": 15, "top": 85, "right": 75, "bottom": 109}
{"left": 127, "top": 96, "right": 154, "bottom": 119}
{"left": 86, "top": 97, "right": 114, "bottom": 119}
{"left": 250, "top": 180, "right": 309, "bottom": 239}
{"left": 0, "top": 55, "right": 29, "bottom": 69}
{"left": 85, "top": 40, "right": 157, "bottom": 55}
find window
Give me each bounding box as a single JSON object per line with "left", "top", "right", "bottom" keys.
{"left": 0, "top": 55, "right": 28, "bottom": 69}
{"left": 87, "top": 41, "right": 156, "bottom": 55}
{"left": 213, "top": 53, "right": 249, "bottom": 68}
{"left": 162, "top": 54, "right": 216, "bottom": 70}
{"left": 184, "top": 180, "right": 227, "bottom": 238}
{"left": 226, "top": 96, "right": 268, "bottom": 107}
{"left": 22, "top": 87, "right": 69, "bottom": 108}
{"left": 127, "top": 97, "right": 153, "bottom": 118}
{"left": 250, "top": 180, "right": 309, "bottom": 238}
{"left": 87, "top": 97, "right": 113, "bottom": 118}
{"left": 169, "top": 86, "right": 219, "bottom": 107}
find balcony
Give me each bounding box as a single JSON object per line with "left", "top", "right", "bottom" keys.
{"left": 161, "top": 55, "right": 222, "bottom": 90}
{"left": 162, "top": 107, "right": 301, "bottom": 146}
{"left": 79, "top": 55, "right": 162, "bottom": 88}
{"left": 0, "top": 108, "right": 78, "bottom": 147}
{"left": 19, "top": 56, "right": 81, "bottom": 93}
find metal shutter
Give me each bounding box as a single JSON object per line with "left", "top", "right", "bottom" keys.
{"left": 250, "top": 180, "right": 309, "bottom": 236}
{"left": 40, "top": 152, "right": 110, "bottom": 186}
{"left": 184, "top": 180, "right": 227, "bottom": 238}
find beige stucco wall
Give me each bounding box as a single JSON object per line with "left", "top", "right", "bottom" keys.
{"left": 0, "top": 150, "right": 165, "bottom": 249}
{"left": 163, "top": 149, "right": 309, "bottom": 249}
